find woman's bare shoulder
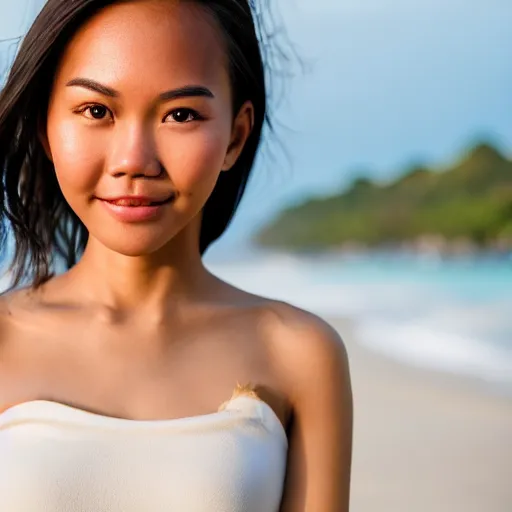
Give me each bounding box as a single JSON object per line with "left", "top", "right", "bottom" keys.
{"left": 258, "top": 300, "right": 351, "bottom": 399}
{"left": 0, "top": 288, "right": 16, "bottom": 331}
{"left": 0, "top": 290, "right": 16, "bottom": 357}
{"left": 211, "top": 284, "right": 350, "bottom": 392}
{"left": 222, "top": 290, "right": 347, "bottom": 361}
{"left": 259, "top": 300, "right": 347, "bottom": 351}
{"left": 0, "top": 286, "right": 34, "bottom": 344}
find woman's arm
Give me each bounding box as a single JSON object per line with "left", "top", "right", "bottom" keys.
{"left": 271, "top": 307, "right": 353, "bottom": 512}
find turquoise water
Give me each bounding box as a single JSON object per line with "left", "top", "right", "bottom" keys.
{"left": 307, "top": 255, "right": 512, "bottom": 390}
{"left": 307, "top": 254, "right": 512, "bottom": 345}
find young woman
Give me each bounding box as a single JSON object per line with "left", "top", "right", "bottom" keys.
{"left": 0, "top": 1, "right": 353, "bottom": 510}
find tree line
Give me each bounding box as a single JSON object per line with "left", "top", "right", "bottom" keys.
{"left": 255, "top": 142, "right": 512, "bottom": 253}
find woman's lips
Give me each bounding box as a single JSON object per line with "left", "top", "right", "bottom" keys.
{"left": 105, "top": 198, "right": 158, "bottom": 207}
{"left": 98, "top": 196, "right": 174, "bottom": 222}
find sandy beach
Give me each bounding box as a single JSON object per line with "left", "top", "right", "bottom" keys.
{"left": 327, "top": 317, "right": 512, "bottom": 512}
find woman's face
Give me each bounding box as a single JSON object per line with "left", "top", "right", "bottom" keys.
{"left": 45, "top": 0, "right": 253, "bottom": 257}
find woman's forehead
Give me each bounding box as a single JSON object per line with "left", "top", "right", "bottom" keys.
{"left": 54, "top": 0, "right": 230, "bottom": 97}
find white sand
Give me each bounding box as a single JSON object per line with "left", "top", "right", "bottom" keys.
{"left": 327, "top": 317, "right": 512, "bottom": 512}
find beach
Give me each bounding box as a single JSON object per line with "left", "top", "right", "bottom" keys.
{"left": 327, "top": 317, "right": 512, "bottom": 512}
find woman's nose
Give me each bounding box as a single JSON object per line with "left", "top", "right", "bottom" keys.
{"left": 106, "top": 124, "right": 162, "bottom": 179}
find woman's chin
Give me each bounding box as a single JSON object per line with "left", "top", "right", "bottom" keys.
{"left": 91, "top": 231, "right": 177, "bottom": 258}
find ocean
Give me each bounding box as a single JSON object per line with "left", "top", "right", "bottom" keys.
{"left": 206, "top": 248, "right": 512, "bottom": 394}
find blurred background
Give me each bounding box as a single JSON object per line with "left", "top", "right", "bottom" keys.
{"left": 1, "top": 1, "right": 511, "bottom": 511}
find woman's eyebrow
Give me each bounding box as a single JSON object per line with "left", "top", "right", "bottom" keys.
{"left": 159, "top": 86, "right": 215, "bottom": 101}
{"left": 65, "top": 78, "right": 215, "bottom": 101}
{"left": 66, "top": 78, "right": 119, "bottom": 97}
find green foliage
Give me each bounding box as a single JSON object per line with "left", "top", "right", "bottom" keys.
{"left": 255, "top": 142, "right": 512, "bottom": 250}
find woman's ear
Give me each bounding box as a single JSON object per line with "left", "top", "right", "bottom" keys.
{"left": 222, "top": 101, "right": 254, "bottom": 172}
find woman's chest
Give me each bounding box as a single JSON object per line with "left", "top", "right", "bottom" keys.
{"left": 0, "top": 398, "right": 288, "bottom": 512}
{"left": 0, "top": 309, "right": 287, "bottom": 426}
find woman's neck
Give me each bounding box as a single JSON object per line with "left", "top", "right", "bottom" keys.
{"left": 63, "top": 235, "right": 215, "bottom": 317}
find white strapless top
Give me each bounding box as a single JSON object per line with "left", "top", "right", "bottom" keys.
{"left": 0, "top": 394, "right": 288, "bottom": 512}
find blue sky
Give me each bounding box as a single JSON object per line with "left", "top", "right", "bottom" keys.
{"left": 1, "top": 0, "right": 511, "bottom": 254}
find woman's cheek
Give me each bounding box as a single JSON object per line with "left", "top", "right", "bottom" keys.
{"left": 161, "top": 127, "right": 229, "bottom": 195}
{"left": 49, "top": 118, "right": 105, "bottom": 193}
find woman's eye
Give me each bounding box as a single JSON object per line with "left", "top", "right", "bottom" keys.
{"left": 165, "top": 108, "right": 201, "bottom": 124}
{"left": 82, "top": 105, "right": 110, "bottom": 120}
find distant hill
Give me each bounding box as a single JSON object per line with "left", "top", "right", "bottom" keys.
{"left": 254, "top": 142, "right": 512, "bottom": 253}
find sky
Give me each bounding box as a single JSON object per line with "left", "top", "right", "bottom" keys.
{"left": 1, "top": 0, "right": 511, "bottom": 255}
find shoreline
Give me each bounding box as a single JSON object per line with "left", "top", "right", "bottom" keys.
{"left": 326, "top": 316, "right": 512, "bottom": 512}
{"left": 345, "top": 316, "right": 512, "bottom": 401}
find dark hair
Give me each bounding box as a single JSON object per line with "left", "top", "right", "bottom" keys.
{"left": 0, "top": 0, "right": 287, "bottom": 289}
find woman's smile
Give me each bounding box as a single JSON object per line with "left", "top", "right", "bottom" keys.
{"left": 97, "top": 194, "right": 176, "bottom": 223}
